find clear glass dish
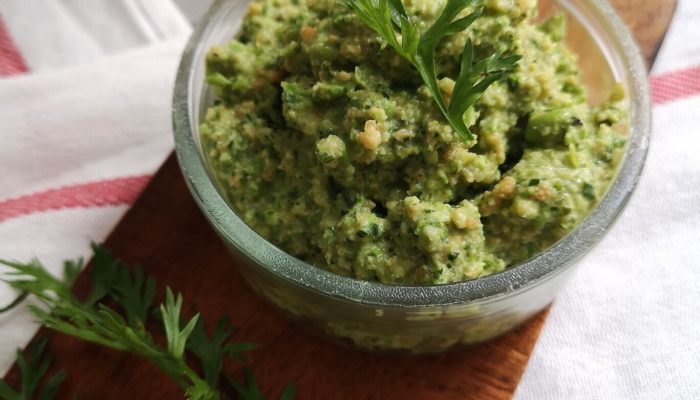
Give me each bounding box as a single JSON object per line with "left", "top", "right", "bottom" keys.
{"left": 173, "top": 0, "right": 650, "bottom": 353}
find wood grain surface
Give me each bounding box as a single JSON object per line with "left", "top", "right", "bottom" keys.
{"left": 3, "top": 1, "right": 675, "bottom": 399}
{"left": 610, "top": 0, "right": 678, "bottom": 66}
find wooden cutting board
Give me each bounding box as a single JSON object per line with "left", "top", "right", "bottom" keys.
{"left": 3, "top": 1, "right": 676, "bottom": 399}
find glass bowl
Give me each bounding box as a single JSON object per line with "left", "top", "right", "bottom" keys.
{"left": 173, "top": 0, "right": 650, "bottom": 353}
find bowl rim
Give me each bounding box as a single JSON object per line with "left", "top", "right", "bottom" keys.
{"left": 172, "top": 0, "right": 651, "bottom": 307}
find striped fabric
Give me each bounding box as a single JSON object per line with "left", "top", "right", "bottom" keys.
{"left": 0, "top": 16, "right": 26, "bottom": 76}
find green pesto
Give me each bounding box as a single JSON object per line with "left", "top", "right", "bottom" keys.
{"left": 200, "top": 0, "right": 627, "bottom": 285}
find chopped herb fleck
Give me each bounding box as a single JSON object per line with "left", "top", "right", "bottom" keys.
{"left": 582, "top": 182, "right": 596, "bottom": 200}
{"left": 369, "top": 223, "right": 380, "bottom": 239}
{"left": 528, "top": 179, "right": 540, "bottom": 186}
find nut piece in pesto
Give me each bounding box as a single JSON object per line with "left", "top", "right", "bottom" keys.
{"left": 200, "top": 0, "right": 628, "bottom": 285}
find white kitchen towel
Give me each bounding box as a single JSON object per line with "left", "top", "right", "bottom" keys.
{"left": 515, "top": 1, "right": 700, "bottom": 398}
{"left": 0, "top": 0, "right": 190, "bottom": 72}
{"left": 0, "top": 0, "right": 190, "bottom": 374}
{"left": 0, "top": 1, "right": 699, "bottom": 399}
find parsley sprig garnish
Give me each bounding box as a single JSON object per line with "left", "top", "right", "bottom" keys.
{"left": 344, "top": 0, "right": 520, "bottom": 142}
{"left": 0, "top": 244, "right": 293, "bottom": 400}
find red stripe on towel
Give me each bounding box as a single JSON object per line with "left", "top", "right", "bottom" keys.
{"left": 651, "top": 65, "right": 700, "bottom": 105}
{"left": 0, "top": 176, "right": 152, "bottom": 223}
{"left": 0, "top": 16, "right": 28, "bottom": 76}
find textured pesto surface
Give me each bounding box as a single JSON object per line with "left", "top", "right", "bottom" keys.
{"left": 200, "top": 0, "right": 627, "bottom": 284}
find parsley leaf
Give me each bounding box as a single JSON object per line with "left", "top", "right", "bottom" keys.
{"left": 0, "top": 292, "right": 28, "bottom": 314}
{"left": 344, "top": 0, "right": 520, "bottom": 142}
{"left": 87, "top": 243, "right": 156, "bottom": 328}
{"left": 2, "top": 258, "right": 210, "bottom": 398}
{"left": 161, "top": 288, "right": 201, "bottom": 360}
{"left": 0, "top": 245, "right": 291, "bottom": 400}
{"left": 187, "top": 316, "right": 258, "bottom": 388}
{"left": 582, "top": 182, "right": 596, "bottom": 200}
{"left": 0, "top": 337, "right": 66, "bottom": 400}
